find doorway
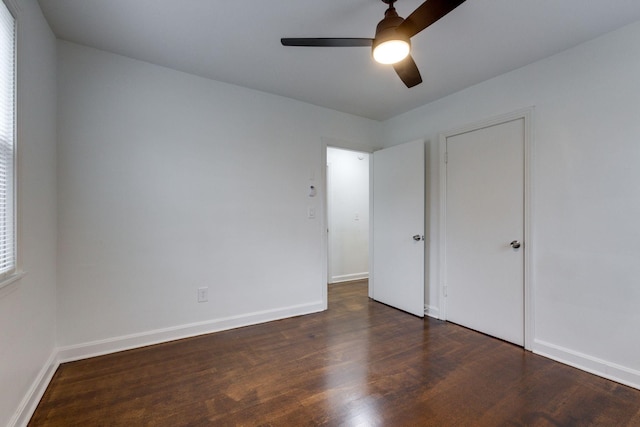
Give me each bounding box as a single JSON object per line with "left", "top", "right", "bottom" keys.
{"left": 326, "top": 147, "right": 370, "bottom": 285}
{"left": 323, "top": 140, "right": 426, "bottom": 318}
{"left": 440, "top": 109, "right": 533, "bottom": 348}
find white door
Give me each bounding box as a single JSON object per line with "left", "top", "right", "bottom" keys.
{"left": 444, "top": 118, "right": 525, "bottom": 345}
{"left": 371, "top": 140, "right": 425, "bottom": 317}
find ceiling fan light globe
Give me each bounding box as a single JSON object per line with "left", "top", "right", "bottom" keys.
{"left": 373, "top": 39, "right": 410, "bottom": 64}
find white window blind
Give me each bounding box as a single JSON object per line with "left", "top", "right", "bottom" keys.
{"left": 0, "top": 0, "right": 15, "bottom": 280}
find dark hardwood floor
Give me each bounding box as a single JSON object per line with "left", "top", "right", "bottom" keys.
{"left": 30, "top": 280, "right": 640, "bottom": 426}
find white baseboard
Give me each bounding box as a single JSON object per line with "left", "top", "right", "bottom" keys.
{"left": 329, "top": 272, "right": 368, "bottom": 284}
{"left": 424, "top": 305, "right": 441, "bottom": 319}
{"left": 9, "top": 350, "right": 59, "bottom": 427}
{"left": 16, "top": 308, "right": 639, "bottom": 426}
{"left": 10, "top": 301, "right": 324, "bottom": 425}
{"left": 533, "top": 339, "right": 640, "bottom": 390}
{"left": 57, "top": 301, "right": 324, "bottom": 363}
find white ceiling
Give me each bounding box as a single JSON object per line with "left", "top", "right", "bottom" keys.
{"left": 39, "top": 0, "right": 640, "bottom": 121}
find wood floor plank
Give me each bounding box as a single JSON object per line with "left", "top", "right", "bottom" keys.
{"left": 29, "top": 280, "right": 640, "bottom": 426}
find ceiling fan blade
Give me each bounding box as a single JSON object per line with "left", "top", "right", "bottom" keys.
{"left": 281, "top": 38, "right": 373, "bottom": 47}
{"left": 392, "top": 55, "right": 423, "bottom": 88}
{"left": 397, "top": 0, "right": 466, "bottom": 39}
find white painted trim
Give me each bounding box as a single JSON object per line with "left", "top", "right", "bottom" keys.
{"left": 425, "top": 305, "right": 440, "bottom": 319}
{"left": 438, "top": 134, "right": 448, "bottom": 320}
{"left": 523, "top": 109, "right": 535, "bottom": 350}
{"left": 0, "top": 270, "right": 25, "bottom": 294}
{"left": 368, "top": 150, "right": 375, "bottom": 299}
{"left": 320, "top": 140, "right": 329, "bottom": 310}
{"left": 438, "top": 107, "right": 535, "bottom": 350}
{"left": 57, "top": 301, "right": 324, "bottom": 363}
{"left": 320, "top": 137, "right": 376, "bottom": 301}
{"left": 534, "top": 339, "right": 640, "bottom": 390}
{"left": 326, "top": 161, "right": 332, "bottom": 289}
{"left": 10, "top": 302, "right": 323, "bottom": 425}
{"left": 8, "top": 350, "right": 59, "bottom": 427}
{"left": 329, "top": 272, "right": 369, "bottom": 283}
{"left": 11, "top": 308, "right": 639, "bottom": 427}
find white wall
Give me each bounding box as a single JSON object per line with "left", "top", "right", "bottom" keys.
{"left": 56, "top": 42, "right": 379, "bottom": 352}
{"left": 381, "top": 20, "right": 640, "bottom": 388}
{"left": 327, "top": 147, "right": 369, "bottom": 283}
{"left": 0, "top": 0, "right": 57, "bottom": 426}
{"left": 6, "top": 9, "right": 640, "bottom": 424}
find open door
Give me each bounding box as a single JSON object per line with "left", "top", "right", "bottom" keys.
{"left": 371, "top": 140, "right": 425, "bottom": 317}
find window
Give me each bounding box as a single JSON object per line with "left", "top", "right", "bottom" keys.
{"left": 0, "top": 0, "right": 15, "bottom": 283}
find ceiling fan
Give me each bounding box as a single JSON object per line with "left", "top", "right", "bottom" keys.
{"left": 281, "top": 0, "right": 466, "bottom": 88}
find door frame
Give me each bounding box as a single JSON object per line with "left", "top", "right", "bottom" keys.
{"left": 438, "top": 107, "right": 535, "bottom": 350}
{"left": 320, "top": 137, "right": 377, "bottom": 310}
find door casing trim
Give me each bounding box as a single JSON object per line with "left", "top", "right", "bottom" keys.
{"left": 438, "top": 107, "right": 534, "bottom": 350}
{"left": 321, "top": 138, "right": 377, "bottom": 309}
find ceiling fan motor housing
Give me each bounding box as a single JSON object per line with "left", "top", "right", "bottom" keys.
{"left": 372, "top": 6, "right": 410, "bottom": 56}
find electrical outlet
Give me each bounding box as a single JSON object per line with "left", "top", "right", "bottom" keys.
{"left": 197, "top": 287, "right": 208, "bottom": 303}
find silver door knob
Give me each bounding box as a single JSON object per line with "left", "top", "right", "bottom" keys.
{"left": 413, "top": 235, "right": 423, "bottom": 241}
{"left": 510, "top": 240, "right": 521, "bottom": 249}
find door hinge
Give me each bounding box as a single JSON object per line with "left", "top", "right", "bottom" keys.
{"left": 444, "top": 152, "right": 448, "bottom": 164}
{"left": 443, "top": 285, "right": 448, "bottom": 297}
